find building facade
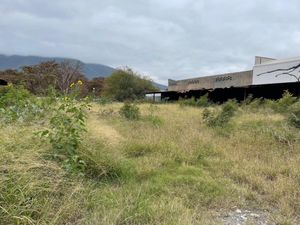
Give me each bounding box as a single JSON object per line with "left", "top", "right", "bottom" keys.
{"left": 154, "top": 56, "right": 300, "bottom": 102}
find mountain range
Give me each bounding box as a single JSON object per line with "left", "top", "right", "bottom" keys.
{"left": 0, "top": 54, "right": 166, "bottom": 90}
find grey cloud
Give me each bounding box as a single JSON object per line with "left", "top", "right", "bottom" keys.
{"left": 0, "top": 0, "right": 300, "bottom": 84}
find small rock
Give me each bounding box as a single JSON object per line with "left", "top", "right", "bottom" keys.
{"left": 235, "top": 209, "right": 242, "bottom": 213}
{"left": 241, "top": 214, "right": 247, "bottom": 220}
{"left": 250, "top": 213, "right": 260, "bottom": 218}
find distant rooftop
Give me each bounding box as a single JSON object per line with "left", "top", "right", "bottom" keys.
{"left": 254, "top": 56, "right": 300, "bottom": 66}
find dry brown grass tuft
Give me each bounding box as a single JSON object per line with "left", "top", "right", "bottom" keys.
{"left": 1, "top": 102, "right": 299, "bottom": 224}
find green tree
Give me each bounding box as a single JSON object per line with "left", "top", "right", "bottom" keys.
{"left": 103, "top": 68, "right": 158, "bottom": 101}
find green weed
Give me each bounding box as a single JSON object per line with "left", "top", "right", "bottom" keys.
{"left": 287, "top": 102, "right": 300, "bottom": 128}
{"left": 0, "top": 85, "right": 49, "bottom": 122}
{"left": 202, "top": 99, "right": 238, "bottom": 127}
{"left": 144, "top": 104, "right": 163, "bottom": 127}
{"left": 39, "top": 81, "right": 90, "bottom": 174}
{"left": 119, "top": 102, "right": 140, "bottom": 120}
{"left": 179, "top": 94, "right": 210, "bottom": 108}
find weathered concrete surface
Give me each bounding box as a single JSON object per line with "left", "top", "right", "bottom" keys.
{"left": 168, "top": 70, "right": 253, "bottom": 92}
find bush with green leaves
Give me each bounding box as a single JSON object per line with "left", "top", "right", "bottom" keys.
{"left": 242, "top": 91, "right": 298, "bottom": 114}
{"left": 260, "top": 91, "right": 297, "bottom": 113}
{"left": 0, "top": 84, "right": 49, "bottom": 122}
{"left": 103, "top": 68, "right": 157, "bottom": 101}
{"left": 196, "top": 93, "right": 210, "bottom": 107}
{"left": 247, "top": 91, "right": 297, "bottom": 113}
{"left": 179, "top": 94, "right": 210, "bottom": 107}
{"left": 287, "top": 102, "right": 300, "bottom": 128}
{"left": 275, "top": 91, "right": 297, "bottom": 113}
{"left": 202, "top": 100, "right": 238, "bottom": 127}
{"left": 145, "top": 104, "right": 163, "bottom": 126}
{"left": 0, "top": 84, "right": 30, "bottom": 106}
{"left": 178, "top": 97, "right": 197, "bottom": 107}
{"left": 241, "top": 94, "right": 254, "bottom": 106}
{"left": 119, "top": 102, "right": 140, "bottom": 120}
{"left": 241, "top": 96, "right": 265, "bottom": 112}
{"left": 40, "top": 81, "right": 90, "bottom": 173}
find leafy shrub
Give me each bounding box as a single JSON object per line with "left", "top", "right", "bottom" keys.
{"left": 145, "top": 104, "right": 163, "bottom": 126}
{"left": 244, "top": 97, "right": 264, "bottom": 111}
{"left": 179, "top": 94, "right": 210, "bottom": 108}
{"left": 202, "top": 100, "right": 238, "bottom": 127}
{"left": 242, "top": 92, "right": 297, "bottom": 114}
{"left": 103, "top": 68, "right": 157, "bottom": 101}
{"left": 221, "top": 99, "right": 238, "bottom": 118}
{"left": 119, "top": 102, "right": 140, "bottom": 120}
{"left": 241, "top": 94, "right": 254, "bottom": 106}
{"left": 40, "top": 81, "right": 90, "bottom": 173}
{"left": 263, "top": 99, "right": 277, "bottom": 111}
{"left": 0, "top": 84, "right": 48, "bottom": 122}
{"left": 0, "top": 84, "right": 31, "bottom": 108}
{"left": 178, "top": 97, "right": 197, "bottom": 107}
{"left": 196, "top": 93, "right": 210, "bottom": 107}
{"left": 260, "top": 91, "right": 297, "bottom": 113}
{"left": 288, "top": 102, "right": 300, "bottom": 128}
{"left": 276, "top": 91, "right": 297, "bottom": 113}
{"left": 202, "top": 108, "right": 214, "bottom": 125}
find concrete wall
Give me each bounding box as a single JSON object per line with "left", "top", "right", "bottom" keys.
{"left": 254, "top": 56, "right": 276, "bottom": 65}
{"left": 168, "top": 56, "right": 300, "bottom": 92}
{"left": 168, "top": 70, "right": 253, "bottom": 92}
{"left": 253, "top": 57, "right": 300, "bottom": 85}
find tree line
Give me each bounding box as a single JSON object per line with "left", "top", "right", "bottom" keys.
{"left": 0, "top": 60, "right": 158, "bottom": 100}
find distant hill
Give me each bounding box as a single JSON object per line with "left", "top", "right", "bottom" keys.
{"left": 0, "top": 54, "right": 166, "bottom": 90}
{"left": 153, "top": 82, "right": 167, "bottom": 90}
{"left": 0, "top": 54, "right": 115, "bottom": 78}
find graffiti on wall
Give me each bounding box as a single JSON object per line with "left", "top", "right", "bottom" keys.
{"left": 257, "top": 63, "right": 300, "bottom": 82}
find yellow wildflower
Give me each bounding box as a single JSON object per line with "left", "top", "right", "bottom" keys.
{"left": 70, "top": 83, "right": 75, "bottom": 88}
{"left": 77, "top": 80, "right": 83, "bottom": 85}
{"left": 64, "top": 96, "right": 69, "bottom": 101}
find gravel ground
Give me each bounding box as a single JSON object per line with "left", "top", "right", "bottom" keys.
{"left": 219, "top": 208, "right": 272, "bottom": 225}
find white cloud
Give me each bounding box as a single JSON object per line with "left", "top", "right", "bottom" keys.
{"left": 0, "top": 0, "right": 300, "bottom": 84}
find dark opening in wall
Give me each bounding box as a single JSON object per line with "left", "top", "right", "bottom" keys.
{"left": 161, "top": 82, "right": 300, "bottom": 102}
{"left": 0, "top": 79, "right": 8, "bottom": 86}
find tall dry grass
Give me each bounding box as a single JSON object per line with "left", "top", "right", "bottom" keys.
{"left": 1, "top": 101, "right": 299, "bottom": 224}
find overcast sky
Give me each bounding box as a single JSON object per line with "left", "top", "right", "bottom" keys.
{"left": 0, "top": 0, "right": 299, "bottom": 84}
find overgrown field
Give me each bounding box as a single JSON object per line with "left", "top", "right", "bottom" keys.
{"left": 1, "top": 86, "right": 300, "bottom": 225}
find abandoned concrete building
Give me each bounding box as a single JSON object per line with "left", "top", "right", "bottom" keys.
{"left": 147, "top": 56, "right": 300, "bottom": 102}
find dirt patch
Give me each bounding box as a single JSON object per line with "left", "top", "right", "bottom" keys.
{"left": 87, "top": 116, "right": 123, "bottom": 146}
{"left": 219, "top": 208, "right": 271, "bottom": 225}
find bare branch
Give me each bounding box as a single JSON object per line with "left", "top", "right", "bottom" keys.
{"left": 57, "top": 60, "right": 84, "bottom": 93}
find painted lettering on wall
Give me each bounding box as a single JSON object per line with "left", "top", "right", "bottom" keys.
{"left": 215, "top": 76, "right": 232, "bottom": 82}
{"left": 187, "top": 79, "right": 200, "bottom": 84}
